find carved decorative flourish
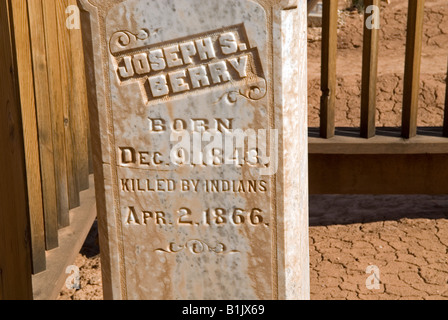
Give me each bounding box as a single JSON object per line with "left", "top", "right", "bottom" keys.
{"left": 155, "top": 240, "right": 240, "bottom": 255}
{"left": 218, "top": 79, "right": 267, "bottom": 105}
{"left": 110, "top": 29, "right": 151, "bottom": 54}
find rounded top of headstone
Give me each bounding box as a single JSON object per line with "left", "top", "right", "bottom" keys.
{"left": 78, "top": 0, "right": 301, "bottom": 12}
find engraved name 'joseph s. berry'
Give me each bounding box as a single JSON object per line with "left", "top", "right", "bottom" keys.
{"left": 110, "top": 24, "right": 265, "bottom": 104}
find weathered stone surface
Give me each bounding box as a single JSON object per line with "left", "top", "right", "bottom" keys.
{"left": 79, "top": 0, "right": 309, "bottom": 300}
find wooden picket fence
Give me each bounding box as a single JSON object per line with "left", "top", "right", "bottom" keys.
{"left": 0, "top": 0, "right": 96, "bottom": 300}
{"left": 309, "top": 0, "right": 448, "bottom": 194}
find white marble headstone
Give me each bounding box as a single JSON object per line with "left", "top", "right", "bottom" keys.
{"left": 79, "top": 0, "right": 309, "bottom": 300}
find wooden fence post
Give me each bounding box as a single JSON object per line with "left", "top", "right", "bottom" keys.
{"left": 320, "top": 0, "right": 338, "bottom": 138}
{"left": 7, "top": 0, "right": 48, "bottom": 274}
{"left": 361, "top": 0, "right": 380, "bottom": 139}
{"left": 67, "top": 0, "right": 90, "bottom": 192}
{"left": 0, "top": 0, "right": 34, "bottom": 300}
{"left": 56, "top": 0, "right": 81, "bottom": 210}
{"left": 402, "top": 0, "right": 425, "bottom": 139}
{"left": 42, "top": 0, "right": 71, "bottom": 228}
{"left": 27, "top": 0, "right": 60, "bottom": 251}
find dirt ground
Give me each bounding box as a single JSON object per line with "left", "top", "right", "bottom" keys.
{"left": 310, "top": 195, "right": 448, "bottom": 300}
{"left": 59, "top": 0, "right": 448, "bottom": 300}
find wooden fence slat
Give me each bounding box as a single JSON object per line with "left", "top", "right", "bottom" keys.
{"left": 361, "top": 0, "right": 380, "bottom": 139}
{"left": 88, "top": 123, "right": 93, "bottom": 174}
{"left": 27, "top": 0, "right": 59, "bottom": 251}
{"left": 76, "top": 0, "right": 94, "bottom": 175}
{"left": 56, "top": 0, "right": 81, "bottom": 210}
{"left": 443, "top": 58, "right": 448, "bottom": 137}
{"left": 68, "top": 0, "right": 90, "bottom": 191}
{"left": 402, "top": 0, "right": 425, "bottom": 139}
{"left": 0, "top": 269, "right": 3, "bottom": 300}
{"left": 9, "top": 0, "right": 47, "bottom": 274}
{"left": 320, "top": 0, "right": 338, "bottom": 139}
{"left": 0, "top": 0, "right": 33, "bottom": 299}
{"left": 42, "top": 0, "right": 70, "bottom": 228}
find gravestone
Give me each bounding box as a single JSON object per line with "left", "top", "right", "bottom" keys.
{"left": 79, "top": 0, "right": 309, "bottom": 300}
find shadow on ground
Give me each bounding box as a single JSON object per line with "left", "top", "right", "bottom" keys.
{"left": 310, "top": 194, "right": 448, "bottom": 227}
